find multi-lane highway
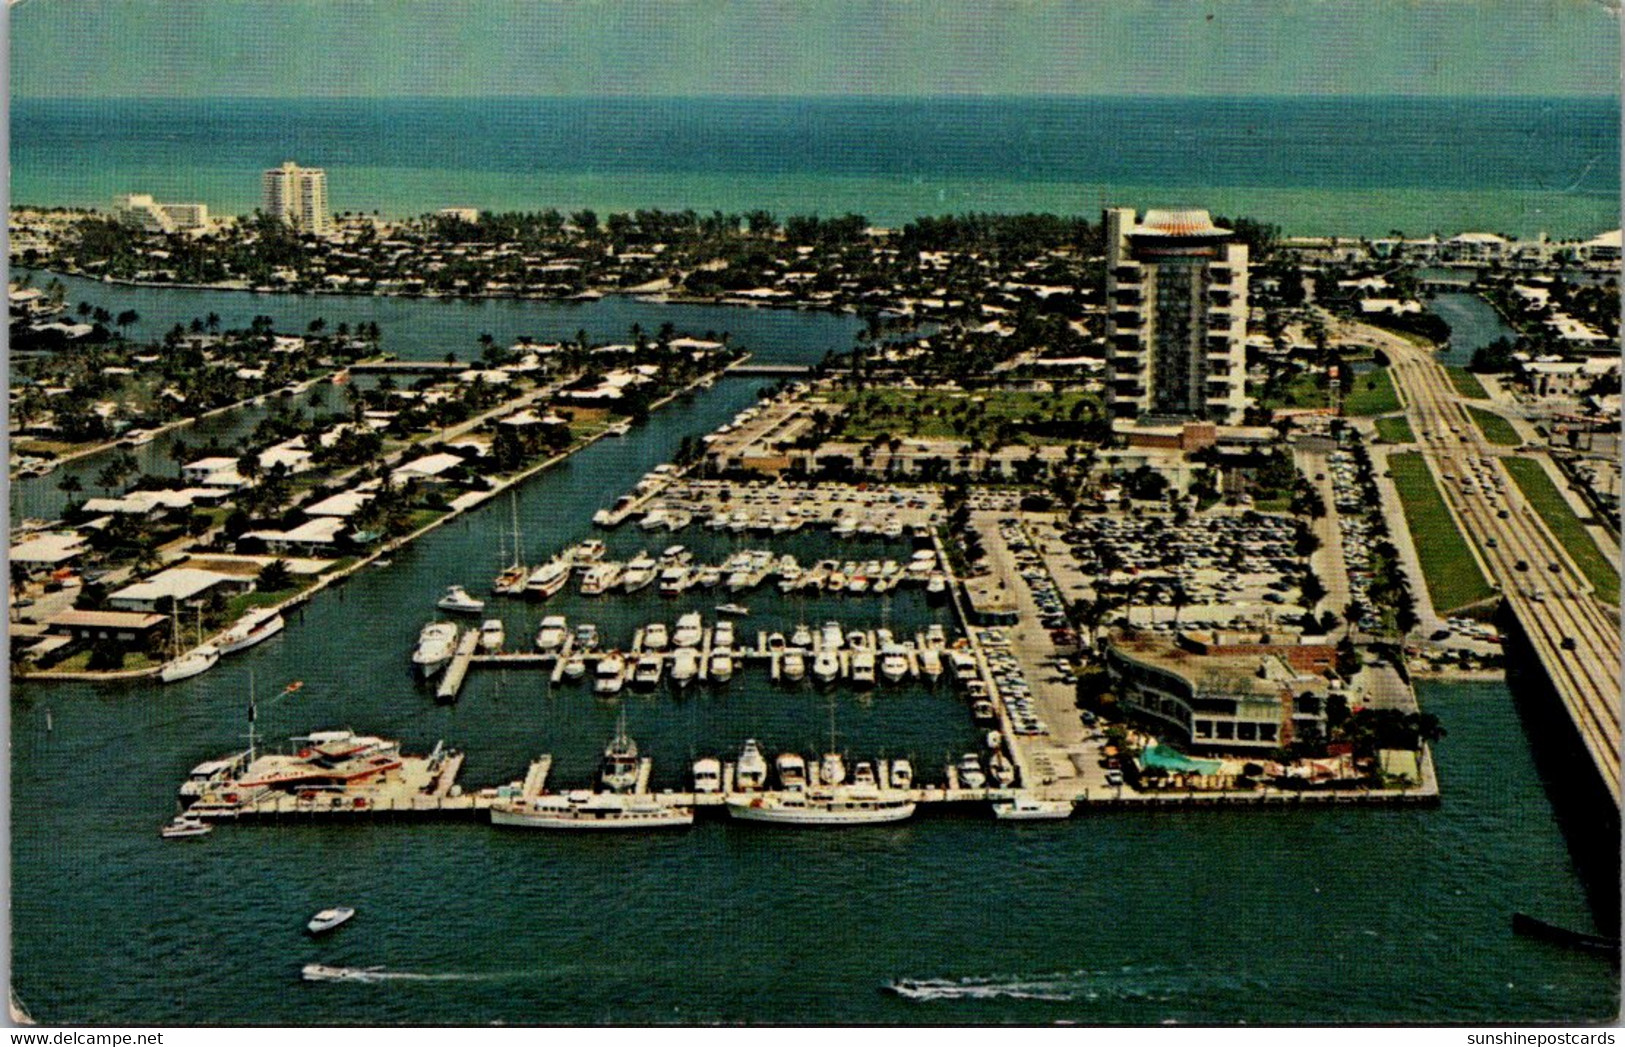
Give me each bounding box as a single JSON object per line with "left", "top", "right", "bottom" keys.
{"left": 1374, "top": 333, "right": 1621, "bottom": 804}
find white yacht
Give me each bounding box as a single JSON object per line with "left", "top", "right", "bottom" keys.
{"left": 851, "top": 761, "right": 878, "bottom": 789}
{"left": 621, "top": 553, "right": 659, "bottom": 593}
{"left": 579, "top": 562, "right": 623, "bottom": 595}
{"left": 918, "top": 648, "right": 943, "bottom": 680}
{"left": 638, "top": 509, "right": 669, "bottom": 531}
{"left": 957, "top": 753, "right": 987, "bottom": 789}
{"left": 776, "top": 752, "right": 808, "bottom": 791}
{"left": 812, "top": 649, "right": 840, "bottom": 683}
{"left": 692, "top": 757, "right": 722, "bottom": 793}
{"left": 593, "top": 653, "right": 626, "bottom": 695}
{"left": 714, "top": 602, "right": 750, "bottom": 617}
{"left": 161, "top": 643, "right": 220, "bottom": 684}
{"left": 160, "top": 815, "right": 213, "bottom": 839}
{"left": 692, "top": 565, "right": 723, "bottom": 588}
{"left": 820, "top": 621, "right": 844, "bottom": 650}
{"left": 534, "top": 616, "right": 569, "bottom": 652}
{"left": 491, "top": 791, "right": 692, "bottom": 830}
{"left": 411, "top": 623, "right": 458, "bottom": 678}
{"left": 478, "top": 619, "right": 506, "bottom": 652}
{"left": 600, "top": 724, "right": 640, "bottom": 792}
{"left": 573, "top": 623, "right": 599, "bottom": 651}
{"left": 850, "top": 649, "right": 877, "bottom": 687}
{"left": 524, "top": 559, "right": 572, "bottom": 599}
{"left": 642, "top": 622, "right": 670, "bottom": 651}
{"left": 437, "top": 585, "right": 486, "bottom": 614}
{"left": 657, "top": 566, "right": 691, "bottom": 596}
{"left": 880, "top": 644, "right": 909, "bottom": 682}
{"left": 659, "top": 545, "right": 691, "bottom": 565}
{"left": 791, "top": 623, "right": 814, "bottom": 648}
{"left": 563, "top": 654, "right": 587, "bottom": 681}
{"left": 708, "top": 650, "right": 734, "bottom": 683}
{"left": 989, "top": 751, "right": 1017, "bottom": 787}
{"left": 306, "top": 907, "right": 356, "bottom": 935}
{"left": 726, "top": 789, "right": 916, "bottom": 826}
{"left": 950, "top": 650, "right": 979, "bottom": 683}
{"left": 672, "top": 612, "right": 704, "bottom": 649}
{"left": 735, "top": 740, "right": 768, "bottom": 790}
{"left": 781, "top": 650, "right": 807, "bottom": 681}
{"left": 926, "top": 572, "right": 948, "bottom": 598}
{"left": 819, "top": 751, "right": 847, "bottom": 787}
{"left": 670, "top": 647, "right": 700, "bottom": 686}
{"left": 889, "top": 759, "right": 914, "bottom": 790}
{"left": 632, "top": 653, "right": 663, "bottom": 688}
{"left": 572, "top": 539, "right": 606, "bottom": 563}
{"left": 217, "top": 609, "right": 285, "bottom": 655}
{"left": 712, "top": 620, "right": 735, "bottom": 650}
{"left": 993, "top": 797, "right": 1073, "bottom": 821}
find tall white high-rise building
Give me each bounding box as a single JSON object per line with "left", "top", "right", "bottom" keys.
{"left": 262, "top": 161, "right": 332, "bottom": 236}
{"left": 1104, "top": 208, "right": 1249, "bottom": 423}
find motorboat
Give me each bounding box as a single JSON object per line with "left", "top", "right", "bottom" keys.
{"left": 986, "top": 729, "right": 1003, "bottom": 751}
{"left": 563, "top": 654, "right": 587, "bottom": 681}
{"left": 663, "top": 510, "right": 693, "bottom": 532}
{"left": 525, "top": 559, "right": 572, "bottom": 599}
{"left": 657, "top": 566, "right": 691, "bottom": 596}
{"left": 889, "top": 759, "right": 914, "bottom": 790}
{"left": 712, "top": 621, "right": 735, "bottom": 650}
{"left": 692, "top": 566, "right": 723, "bottom": 588}
{"left": 160, "top": 815, "right": 212, "bottom": 839}
{"left": 832, "top": 518, "right": 858, "bottom": 539}
{"left": 217, "top": 609, "right": 286, "bottom": 655}
{"left": 818, "top": 751, "right": 847, "bottom": 787}
{"left": 989, "top": 751, "right": 1017, "bottom": 787}
{"left": 478, "top": 619, "right": 506, "bottom": 652}
{"left": 491, "top": 791, "right": 693, "bottom": 830}
{"left": 178, "top": 750, "right": 252, "bottom": 801}
{"left": 693, "top": 757, "right": 722, "bottom": 793}
{"left": 880, "top": 644, "right": 909, "bottom": 682}
{"left": 600, "top": 722, "right": 640, "bottom": 792}
{"left": 847, "top": 629, "right": 870, "bottom": 650}
{"left": 957, "top": 753, "right": 988, "bottom": 789}
{"left": 534, "top": 616, "right": 569, "bottom": 651}
{"left": 781, "top": 650, "right": 807, "bottom": 681}
{"left": 708, "top": 650, "right": 734, "bottom": 683}
{"left": 951, "top": 650, "right": 979, "bottom": 683}
{"left": 971, "top": 698, "right": 997, "bottom": 723}
{"left": 633, "top": 653, "right": 663, "bottom": 688}
{"left": 766, "top": 632, "right": 786, "bottom": 653}
{"left": 672, "top": 612, "right": 704, "bottom": 648}
{"left": 993, "top": 797, "right": 1073, "bottom": 821}
{"left": 161, "top": 644, "right": 220, "bottom": 684}
{"left": 621, "top": 553, "right": 659, "bottom": 592}
{"left": 579, "top": 562, "right": 623, "bottom": 595}
{"left": 925, "top": 623, "right": 947, "bottom": 648}
{"left": 660, "top": 545, "right": 691, "bottom": 565}
{"left": 735, "top": 740, "right": 769, "bottom": 790}
{"left": 301, "top": 965, "right": 386, "bottom": 983}
{"left": 918, "top": 648, "right": 943, "bottom": 680}
{"left": 639, "top": 509, "right": 669, "bottom": 531}
{"left": 820, "top": 621, "right": 845, "bottom": 649}
{"left": 776, "top": 752, "right": 808, "bottom": 791}
{"left": 573, "top": 623, "right": 599, "bottom": 651}
{"left": 437, "top": 585, "right": 485, "bottom": 615}
{"left": 412, "top": 623, "right": 459, "bottom": 678}
{"left": 593, "top": 653, "right": 626, "bottom": 696}
{"left": 726, "top": 790, "right": 916, "bottom": 825}
{"left": 670, "top": 648, "right": 700, "bottom": 686}
{"left": 643, "top": 622, "right": 670, "bottom": 651}
{"left": 926, "top": 572, "right": 948, "bottom": 598}
{"left": 791, "top": 623, "right": 813, "bottom": 648}
{"left": 812, "top": 650, "right": 840, "bottom": 683}
{"left": 572, "top": 539, "right": 607, "bottom": 563}
{"left": 714, "top": 602, "right": 750, "bottom": 618}
{"left": 850, "top": 649, "right": 877, "bottom": 687}
{"left": 851, "top": 761, "right": 878, "bottom": 789}
{"left": 306, "top": 907, "right": 356, "bottom": 934}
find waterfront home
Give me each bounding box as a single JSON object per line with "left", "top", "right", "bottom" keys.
{"left": 391, "top": 452, "right": 466, "bottom": 485}
{"left": 242, "top": 517, "right": 346, "bottom": 555}
{"left": 107, "top": 567, "right": 251, "bottom": 613}
{"left": 45, "top": 609, "right": 168, "bottom": 646}
{"left": 182, "top": 456, "right": 247, "bottom": 488}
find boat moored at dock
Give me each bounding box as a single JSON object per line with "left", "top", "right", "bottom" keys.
{"left": 412, "top": 623, "right": 459, "bottom": 678}
{"left": 491, "top": 791, "right": 694, "bottom": 830}
{"left": 726, "top": 789, "right": 917, "bottom": 826}
{"left": 217, "top": 609, "right": 286, "bottom": 655}
{"left": 993, "top": 797, "right": 1073, "bottom": 821}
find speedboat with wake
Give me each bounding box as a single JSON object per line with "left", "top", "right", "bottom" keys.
{"left": 301, "top": 964, "right": 385, "bottom": 983}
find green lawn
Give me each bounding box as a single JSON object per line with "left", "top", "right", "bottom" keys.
{"left": 1344, "top": 368, "right": 1401, "bottom": 416}
{"left": 1261, "top": 374, "right": 1329, "bottom": 411}
{"left": 1446, "top": 367, "right": 1490, "bottom": 400}
{"left": 1466, "top": 405, "right": 1521, "bottom": 447}
{"left": 1388, "top": 453, "right": 1495, "bottom": 612}
{"left": 1374, "top": 416, "right": 1415, "bottom": 444}
{"left": 1502, "top": 457, "right": 1621, "bottom": 601}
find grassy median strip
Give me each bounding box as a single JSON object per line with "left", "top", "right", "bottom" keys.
{"left": 1502, "top": 457, "right": 1621, "bottom": 600}
{"left": 1388, "top": 453, "right": 1495, "bottom": 612}
{"left": 1345, "top": 367, "right": 1401, "bottom": 416}
{"left": 1375, "top": 415, "right": 1415, "bottom": 444}
{"left": 1466, "top": 405, "right": 1520, "bottom": 446}
{"left": 1446, "top": 367, "right": 1490, "bottom": 399}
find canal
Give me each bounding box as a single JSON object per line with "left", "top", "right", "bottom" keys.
{"left": 1426, "top": 290, "right": 1519, "bottom": 367}
{"left": 9, "top": 278, "right": 1617, "bottom": 1025}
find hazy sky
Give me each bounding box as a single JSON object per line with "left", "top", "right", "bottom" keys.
{"left": 11, "top": 0, "right": 1621, "bottom": 99}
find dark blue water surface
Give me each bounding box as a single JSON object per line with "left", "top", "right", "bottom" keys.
{"left": 13, "top": 96, "right": 1619, "bottom": 235}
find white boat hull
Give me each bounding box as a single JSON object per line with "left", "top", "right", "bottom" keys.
{"left": 161, "top": 648, "right": 220, "bottom": 684}
{"left": 726, "top": 798, "right": 916, "bottom": 825}
{"left": 217, "top": 614, "right": 285, "bottom": 655}
{"left": 993, "top": 799, "right": 1074, "bottom": 821}
{"left": 491, "top": 804, "right": 693, "bottom": 830}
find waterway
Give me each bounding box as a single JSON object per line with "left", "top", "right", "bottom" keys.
{"left": 9, "top": 283, "right": 1618, "bottom": 1025}
{"left": 1426, "top": 291, "right": 1520, "bottom": 368}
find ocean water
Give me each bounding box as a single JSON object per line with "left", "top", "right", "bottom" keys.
{"left": 9, "top": 279, "right": 1621, "bottom": 1025}
{"left": 12, "top": 96, "right": 1620, "bottom": 237}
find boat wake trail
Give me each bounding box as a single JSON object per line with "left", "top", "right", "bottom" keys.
{"left": 301, "top": 964, "right": 514, "bottom": 984}
{"left": 885, "top": 965, "right": 1256, "bottom": 1005}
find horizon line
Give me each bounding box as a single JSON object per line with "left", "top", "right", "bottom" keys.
{"left": 15, "top": 91, "right": 1621, "bottom": 104}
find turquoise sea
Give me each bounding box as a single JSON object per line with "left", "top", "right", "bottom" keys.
{"left": 8, "top": 278, "right": 1621, "bottom": 1025}
{"left": 12, "top": 96, "right": 1621, "bottom": 237}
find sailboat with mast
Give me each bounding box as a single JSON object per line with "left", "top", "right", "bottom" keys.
{"left": 492, "top": 492, "right": 527, "bottom": 594}
{"left": 160, "top": 605, "right": 220, "bottom": 684}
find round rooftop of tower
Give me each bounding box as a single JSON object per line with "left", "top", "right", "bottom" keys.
{"left": 1136, "top": 209, "right": 1227, "bottom": 238}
